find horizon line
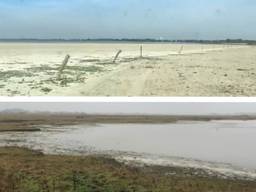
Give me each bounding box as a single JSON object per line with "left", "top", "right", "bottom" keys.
{"left": 1, "top": 109, "right": 256, "bottom": 117}
{"left": 0, "top": 38, "right": 255, "bottom": 42}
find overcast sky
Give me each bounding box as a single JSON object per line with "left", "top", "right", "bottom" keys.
{"left": 0, "top": 0, "right": 255, "bottom": 40}
{"left": 0, "top": 102, "right": 256, "bottom": 115}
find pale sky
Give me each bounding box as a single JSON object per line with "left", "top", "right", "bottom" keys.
{"left": 0, "top": 0, "right": 256, "bottom": 40}
{"left": 0, "top": 102, "right": 256, "bottom": 115}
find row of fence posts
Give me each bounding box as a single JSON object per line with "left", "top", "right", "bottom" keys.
{"left": 57, "top": 45, "right": 145, "bottom": 80}
{"left": 57, "top": 44, "right": 228, "bottom": 80}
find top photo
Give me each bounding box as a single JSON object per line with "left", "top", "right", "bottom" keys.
{"left": 0, "top": 0, "right": 255, "bottom": 97}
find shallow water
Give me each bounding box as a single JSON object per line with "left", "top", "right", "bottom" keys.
{"left": 1, "top": 120, "right": 256, "bottom": 177}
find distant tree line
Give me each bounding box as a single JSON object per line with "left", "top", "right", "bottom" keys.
{"left": 0, "top": 38, "right": 256, "bottom": 45}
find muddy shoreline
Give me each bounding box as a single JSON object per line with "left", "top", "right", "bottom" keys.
{"left": 1, "top": 113, "right": 256, "bottom": 132}
{"left": 1, "top": 114, "right": 256, "bottom": 191}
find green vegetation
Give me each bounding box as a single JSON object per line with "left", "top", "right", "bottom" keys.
{"left": 0, "top": 70, "right": 34, "bottom": 80}
{"left": 65, "top": 65, "right": 103, "bottom": 73}
{"left": 0, "top": 147, "right": 256, "bottom": 192}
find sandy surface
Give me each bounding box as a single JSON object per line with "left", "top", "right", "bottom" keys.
{"left": 0, "top": 42, "right": 255, "bottom": 96}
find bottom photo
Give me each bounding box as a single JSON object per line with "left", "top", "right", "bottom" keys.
{"left": 0, "top": 102, "right": 256, "bottom": 192}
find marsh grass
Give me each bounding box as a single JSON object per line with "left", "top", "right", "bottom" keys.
{"left": 1, "top": 54, "right": 159, "bottom": 85}
{"left": 57, "top": 65, "right": 104, "bottom": 86}
{"left": 65, "top": 65, "right": 104, "bottom": 73}
{"left": 0, "top": 70, "right": 34, "bottom": 80}
{"left": 1, "top": 147, "right": 256, "bottom": 192}
{"left": 117, "top": 56, "right": 163, "bottom": 64}
{"left": 79, "top": 59, "right": 101, "bottom": 63}
{"left": 27, "top": 65, "right": 57, "bottom": 73}
{"left": 41, "top": 87, "right": 53, "bottom": 93}
{"left": 26, "top": 64, "right": 105, "bottom": 89}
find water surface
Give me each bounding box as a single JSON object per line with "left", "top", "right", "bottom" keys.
{"left": 1, "top": 120, "right": 256, "bottom": 178}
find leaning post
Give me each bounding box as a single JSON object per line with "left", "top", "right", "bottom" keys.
{"left": 57, "top": 54, "right": 70, "bottom": 80}
{"left": 113, "top": 50, "right": 122, "bottom": 63}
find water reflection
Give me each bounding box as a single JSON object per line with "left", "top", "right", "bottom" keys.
{"left": 1, "top": 120, "right": 256, "bottom": 174}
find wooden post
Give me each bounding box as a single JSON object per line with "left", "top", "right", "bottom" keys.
{"left": 57, "top": 54, "right": 70, "bottom": 80}
{"left": 178, "top": 45, "right": 184, "bottom": 54}
{"left": 140, "top": 45, "right": 143, "bottom": 58}
{"left": 113, "top": 50, "right": 122, "bottom": 63}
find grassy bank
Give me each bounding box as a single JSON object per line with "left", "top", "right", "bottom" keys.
{"left": 0, "top": 147, "right": 256, "bottom": 192}
{"left": 1, "top": 112, "right": 256, "bottom": 132}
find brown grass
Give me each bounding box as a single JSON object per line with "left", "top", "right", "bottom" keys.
{"left": 1, "top": 113, "right": 256, "bottom": 132}
{"left": 0, "top": 147, "right": 256, "bottom": 192}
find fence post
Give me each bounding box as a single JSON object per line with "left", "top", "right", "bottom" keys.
{"left": 140, "top": 45, "right": 143, "bottom": 58}
{"left": 57, "top": 54, "right": 70, "bottom": 80}
{"left": 113, "top": 50, "right": 122, "bottom": 63}
{"left": 178, "top": 45, "right": 184, "bottom": 54}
